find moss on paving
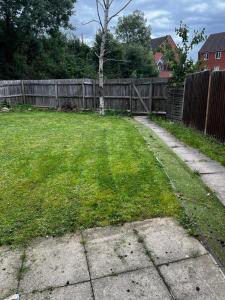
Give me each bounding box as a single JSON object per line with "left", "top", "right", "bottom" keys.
{"left": 0, "top": 111, "right": 180, "bottom": 246}
{"left": 132, "top": 119, "right": 225, "bottom": 267}
{"left": 151, "top": 116, "right": 225, "bottom": 167}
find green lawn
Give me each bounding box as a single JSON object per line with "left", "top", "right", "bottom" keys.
{"left": 0, "top": 111, "right": 180, "bottom": 245}
{"left": 150, "top": 116, "right": 225, "bottom": 166}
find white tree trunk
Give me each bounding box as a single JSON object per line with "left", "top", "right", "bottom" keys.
{"left": 98, "top": 0, "right": 109, "bottom": 115}
{"left": 96, "top": 0, "right": 132, "bottom": 115}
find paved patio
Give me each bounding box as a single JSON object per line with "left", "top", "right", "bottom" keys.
{"left": 135, "top": 116, "right": 225, "bottom": 207}
{"left": 1, "top": 218, "right": 225, "bottom": 300}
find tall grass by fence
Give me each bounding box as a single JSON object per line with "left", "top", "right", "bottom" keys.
{"left": 182, "top": 70, "right": 225, "bottom": 142}
{"left": 0, "top": 78, "right": 168, "bottom": 114}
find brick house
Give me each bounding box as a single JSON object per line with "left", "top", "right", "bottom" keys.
{"left": 199, "top": 32, "right": 225, "bottom": 71}
{"left": 151, "top": 35, "right": 177, "bottom": 78}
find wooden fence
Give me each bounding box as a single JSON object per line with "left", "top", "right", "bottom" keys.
{"left": 183, "top": 70, "right": 225, "bottom": 142}
{"left": 0, "top": 78, "right": 168, "bottom": 114}
{"left": 183, "top": 71, "right": 210, "bottom": 131}
{"left": 166, "top": 85, "right": 184, "bottom": 122}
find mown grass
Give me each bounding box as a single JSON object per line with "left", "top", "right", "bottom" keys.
{"left": 133, "top": 119, "right": 225, "bottom": 267}
{"left": 0, "top": 111, "right": 181, "bottom": 246}
{"left": 150, "top": 115, "right": 225, "bottom": 167}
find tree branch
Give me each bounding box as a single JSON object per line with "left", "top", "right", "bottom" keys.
{"left": 82, "top": 19, "right": 101, "bottom": 26}
{"left": 96, "top": 0, "right": 104, "bottom": 29}
{"left": 95, "top": 52, "right": 100, "bottom": 58}
{"left": 108, "top": 0, "right": 133, "bottom": 22}
{"left": 109, "top": 0, "right": 114, "bottom": 7}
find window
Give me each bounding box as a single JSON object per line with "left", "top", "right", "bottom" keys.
{"left": 204, "top": 53, "right": 209, "bottom": 60}
{"left": 157, "top": 60, "right": 164, "bottom": 71}
{"left": 214, "top": 66, "right": 220, "bottom": 71}
{"left": 215, "top": 52, "right": 221, "bottom": 59}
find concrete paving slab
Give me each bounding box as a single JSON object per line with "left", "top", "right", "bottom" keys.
{"left": 134, "top": 218, "right": 207, "bottom": 265}
{"left": 19, "top": 234, "right": 89, "bottom": 294}
{"left": 93, "top": 267, "right": 171, "bottom": 300}
{"left": 160, "top": 254, "right": 225, "bottom": 300}
{"left": 188, "top": 161, "right": 225, "bottom": 174}
{"left": 20, "top": 282, "right": 93, "bottom": 300}
{"left": 83, "top": 226, "right": 151, "bottom": 279}
{"left": 202, "top": 173, "right": 225, "bottom": 205}
{"left": 135, "top": 116, "right": 225, "bottom": 207}
{"left": 173, "top": 147, "right": 211, "bottom": 162}
{"left": 0, "top": 247, "right": 22, "bottom": 300}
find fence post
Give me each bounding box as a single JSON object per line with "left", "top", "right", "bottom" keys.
{"left": 55, "top": 82, "right": 58, "bottom": 109}
{"left": 181, "top": 79, "right": 186, "bottom": 122}
{"left": 149, "top": 79, "right": 153, "bottom": 114}
{"left": 204, "top": 72, "right": 212, "bottom": 134}
{"left": 93, "top": 80, "right": 96, "bottom": 111}
{"left": 21, "top": 80, "right": 25, "bottom": 104}
{"left": 129, "top": 80, "right": 133, "bottom": 114}
{"left": 82, "top": 79, "right": 85, "bottom": 109}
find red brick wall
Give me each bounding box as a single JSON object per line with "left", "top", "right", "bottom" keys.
{"left": 153, "top": 36, "right": 178, "bottom": 78}
{"left": 199, "top": 51, "right": 225, "bottom": 71}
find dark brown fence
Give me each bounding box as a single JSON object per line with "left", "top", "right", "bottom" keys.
{"left": 182, "top": 70, "right": 225, "bottom": 142}
{"left": 183, "top": 71, "right": 210, "bottom": 131}
{"left": 0, "top": 78, "right": 168, "bottom": 114}
{"left": 205, "top": 71, "right": 225, "bottom": 141}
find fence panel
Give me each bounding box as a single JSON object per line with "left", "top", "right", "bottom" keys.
{"left": 182, "top": 71, "right": 210, "bottom": 131}
{"left": 0, "top": 80, "right": 23, "bottom": 105}
{"left": 152, "top": 78, "right": 168, "bottom": 113}
{"left": 205, "top": 71, "right": 225, "bottom": 142}
{"left": 0, "top": 78, "right": 169, "bottom": 114}
{"left": 167, "top": 86, "right": 184, "bottom": 122}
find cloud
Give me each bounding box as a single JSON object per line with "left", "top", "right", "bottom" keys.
{"left": 215, "top": 0, "right": 225, "bottom": 9}
{"left": 186, "top": 3, "right": 209, "bottom": 13}
{"left": 71, "top": 0, "right": 225, "bottom": 59}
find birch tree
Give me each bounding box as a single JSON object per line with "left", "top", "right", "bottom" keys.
{"left": 95, "top": 0, "right": 133, "bottom": 115}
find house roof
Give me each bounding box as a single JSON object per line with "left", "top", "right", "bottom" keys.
{"left": 151, "top": 36, "right": 168, "bottom": 50}
{"left": 199, "top": 32, "right": 225, "bottom": 53}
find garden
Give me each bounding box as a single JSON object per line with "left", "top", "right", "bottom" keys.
{"left": 0, "top": 109, "right": 225, "bottom": 267}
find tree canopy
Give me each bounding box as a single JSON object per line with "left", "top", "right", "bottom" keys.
{"left": 115, "top": 10, "right": 151, "bottom": 48}
{"left": 0, "top": 4, "right": 158, "bottom": 80}
{"left": 0, "top": 0, "right": 76, "bottom": 79}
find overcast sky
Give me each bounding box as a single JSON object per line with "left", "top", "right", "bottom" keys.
{"left": 71, "top": 0, "right": 225, "bottom": 59}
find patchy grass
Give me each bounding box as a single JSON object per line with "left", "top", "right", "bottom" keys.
{"left": 133, "top": 119, "right": 225, "bottom": 267}
{"left": 0, "top": 111, "right": 181, "bottom": 246}
{"left": 150, "top": 116, "right": 225, "bottom": 167}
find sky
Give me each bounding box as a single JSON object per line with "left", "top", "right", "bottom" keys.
{"left": 70, "top": 0, "right": 225, "bottom": 60}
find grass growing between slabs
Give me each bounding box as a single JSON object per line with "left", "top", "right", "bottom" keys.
{"left": 150, "top": 116, "right": 225, "bottom": 167}
{"left": 132, "top": 119, "right": 225, "bottom": 267}
{"left": 0, "top": 111, "right": 181, "bottom": 246}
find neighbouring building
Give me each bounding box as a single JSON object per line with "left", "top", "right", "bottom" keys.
{"left": 151, "top": 35, "right": 177, "bottom": 78}
{"left": 199, "top": 32, "right": 225, "bottom": 71}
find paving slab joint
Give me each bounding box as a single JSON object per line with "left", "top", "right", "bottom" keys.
{"left": 16, "top": 249, "right": 26, "bottom": 293}
{"left": 133, "top": 228, "right": 175, "bottom": 300}
{"left": 157, "top": 253, "right": 209, "bottom": 268}
{"left": 80, "top": 230, "right": 95, "bottom": 300}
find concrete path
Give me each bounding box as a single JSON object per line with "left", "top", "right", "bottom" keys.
{"left": 135, "top": 116, "right": 225, "bottom": 207}
{"left": 1, "top": 218, "right": 225, "bottom": 300}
